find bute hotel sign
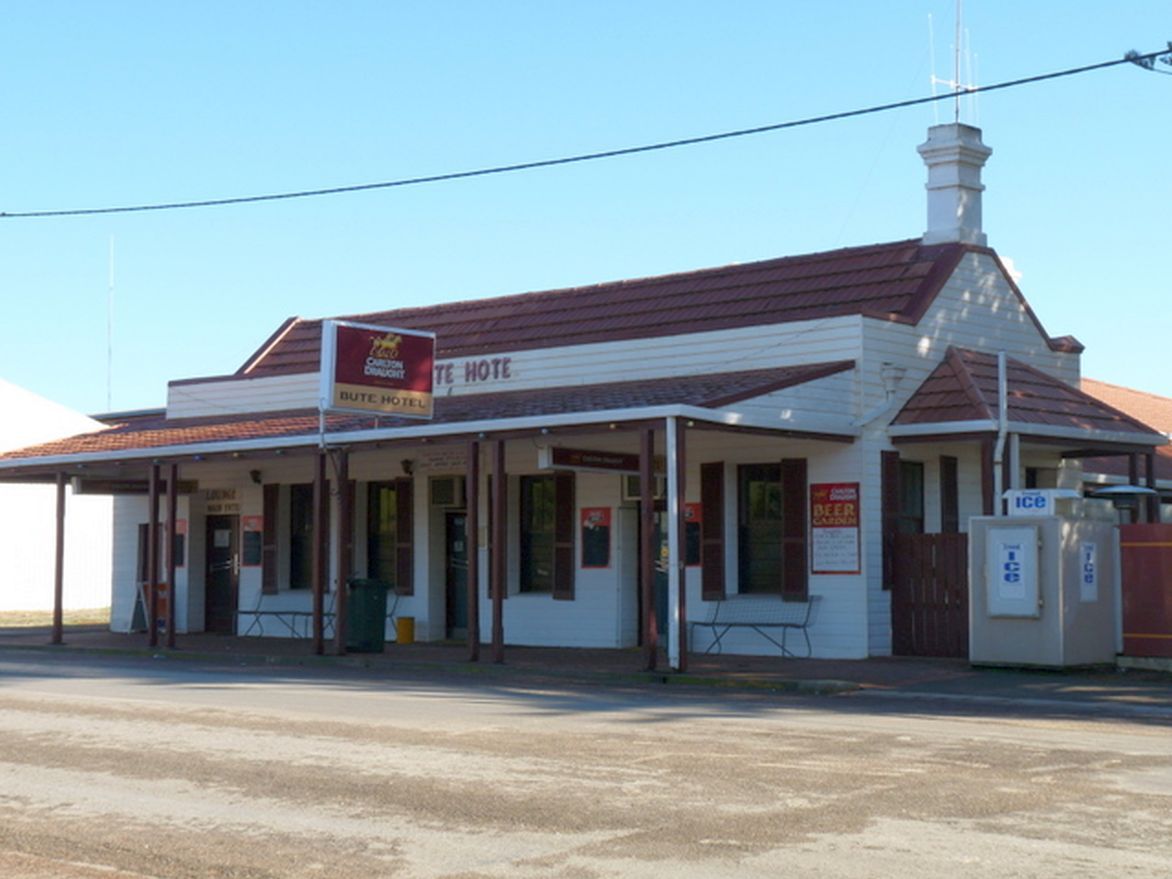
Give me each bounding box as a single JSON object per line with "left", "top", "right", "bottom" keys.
{"left": 321, "top": 320, "right": 436, "bottom": 418}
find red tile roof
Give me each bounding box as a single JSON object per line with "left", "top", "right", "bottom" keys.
{"left": 1081, "top": 379, "right": 1172, "bottom": 434}
{"left": 1080, "top": 379, "right": 1172, "bottom": 481}
{"left": 231, "top": 239, "right": 1074, "bottom": 380}
{"left": 0, "top": 362, "right": 854, "bottom": 464}
{"left": 892, "top": 348, "right": 1163, "bottom": 439}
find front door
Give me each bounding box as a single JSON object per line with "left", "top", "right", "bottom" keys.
{"left": 446, "top": 511, "right": 469, "bottom": 638}
{"left": 205, "top": 515, "right": 239, "bottom": 634}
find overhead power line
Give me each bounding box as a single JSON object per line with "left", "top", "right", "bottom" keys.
{"left": 2, "top": 49, "right": 1165, "bottom": 220}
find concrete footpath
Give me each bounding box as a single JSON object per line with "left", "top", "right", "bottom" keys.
{"left": 2, "top": 624, "right": 1170, "bottom": 719}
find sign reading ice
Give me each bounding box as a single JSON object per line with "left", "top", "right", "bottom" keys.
{"left": 1079, "top": 541, "right": 1098, "bottom": 602}
{"left": 985, "top": 525, "right": 1040, "bottom": 618}
{"left": 321, "top": 320, "right": 436, "bottom": 418}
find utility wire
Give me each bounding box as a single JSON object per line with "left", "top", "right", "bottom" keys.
{"left": 1, "top": 49, "right": 1163, "bottom": 220}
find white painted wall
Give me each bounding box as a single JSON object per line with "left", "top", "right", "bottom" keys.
{"left": 0, "top": 379, "right": 114, "bottom": 612}
{"left": 166, "top": 315, "right": 863, "bottom": 418}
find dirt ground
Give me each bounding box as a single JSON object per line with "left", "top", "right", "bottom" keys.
{"left": 0, "top": 653, "right": 1170, "bottom": 878}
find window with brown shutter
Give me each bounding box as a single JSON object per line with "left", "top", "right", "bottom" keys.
{"left": 365, "top": 479, "right": 412, "bottom": 595}
{"left": 366, "top": 482, "right": 397, "bottom": 584}
{"left": 780, "top": 458, "right": 808, "bottom": 601}
{"left": 289, "top": 483, "right": 315, "bottom": 590}
{"left": 736, "top": 460, "right": 807, "bottom": 599}
{"left": 552, "top": 472, "right": 575, "bottom": 600}
{"left": 519, "top": 473, "right": 576, "bottom": 599}
{"left": 395, "top": 477, "right": 414, "bottom": 596}
{"left": 700, "top": 462, "right": 725, "bottom": 600}
{"left": 940, "top": 455, "right": 959, "bottom": 533}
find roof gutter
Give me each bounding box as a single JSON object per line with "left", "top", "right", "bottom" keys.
{"left": 0, "top": 404, "right": 860, "bottom": 473}
{"left": 888, "top": 418, "right": 1168, "bottom": 448}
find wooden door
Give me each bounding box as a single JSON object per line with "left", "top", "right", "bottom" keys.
{"left": 205, "top": 515, "right": 239, "bottom": 634}
{"left": 446, "top": 511, "right": 469, "bottom": 638}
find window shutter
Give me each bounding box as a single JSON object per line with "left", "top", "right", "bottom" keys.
{"left": 395, "top": 477, "right": 414, "bottom": 595}
{"left": 262, "top": 484, "right": 279, "bottom": 595}
{"left": 780, "top": 458, "right": 808, "bottom": 601}
{"left": 940, "top": 455, "right": 959, "bottom": 533}
{"left": 552, "top": 472, "right": 576, "bottom": 600}
{"left": 700, "top": 462, "right": 725, "bottom": 600}
{"left": 881, "top": 450, "right": 901, "bottom": 591}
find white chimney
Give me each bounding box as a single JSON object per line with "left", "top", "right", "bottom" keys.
{"left": 917, "top": 123, "right": 992, "bottom": 246}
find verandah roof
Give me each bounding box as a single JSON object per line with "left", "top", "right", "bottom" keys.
{"left": 0, "top": 361, "right": 856, "bottom": 474}
{"left": 888, "top": 347, "right": 1166, "bottom": 450}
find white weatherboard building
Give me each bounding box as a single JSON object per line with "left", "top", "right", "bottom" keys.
{"left": 0, "top": 379, "right": 113, "bottom": 613}
{"left": 0, "top": 124, "right": 1165, "bottom": 664}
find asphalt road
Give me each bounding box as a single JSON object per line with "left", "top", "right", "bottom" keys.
{"left": 0, "top": 652, "right": 1169, "bottom": 878}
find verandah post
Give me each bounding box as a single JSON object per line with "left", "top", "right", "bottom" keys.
{"left": 147, "top": 463, "right": 160, "bottom": 648}
{"left": 640, "top": 426, "right": 657, "bottom": 671}
{"left": 667, "top": 417, "right": 688, "bottom": 672}
{"left": 332, "top": 449, "right": 350, "bottom": 656}
{"left": 466, "top": 439, "right": 481, "bottom": 662}
{"left": 51, "top": 472, "right": 66, "bottom": 645}
{"left": 312, "top": 450, "right": 327, "bottom": 655}
{"left": 166, "top": 463, "right": 178, "bottom": 649}
{"left": 491, "top": 439, "right": 506, "bottom": 663}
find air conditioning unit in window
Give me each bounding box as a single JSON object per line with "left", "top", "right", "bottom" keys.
{"left": 430, "top": 476, "right": 466, "bottom": 507}
{"left": 620, "top": 474, "right": 665, "bottom": 502}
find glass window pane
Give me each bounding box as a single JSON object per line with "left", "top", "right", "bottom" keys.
{"left": 366, "top": 482, "right": 397, "bottom": 584}
{"left": 521, "top": 475, "right": 555, "bottom": 592}
{"left": 739, "top": 464, "right": 782, "bottom": 594}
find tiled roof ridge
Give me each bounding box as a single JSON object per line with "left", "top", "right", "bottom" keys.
{"left": 223, "top": 237, "right": 969, "bottom": 383}
{"left": 238, "top": 317, "right": 302, "bottom": 376}
{"left": 324, "top": 238, "right": 931, "bottom": 326}
{"left": 946, "top": 346, "right": 994, "bottom": 419}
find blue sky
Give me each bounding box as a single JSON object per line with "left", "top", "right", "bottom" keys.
{"left": 2, "top": 1, "right": 1169, "bottom": 415}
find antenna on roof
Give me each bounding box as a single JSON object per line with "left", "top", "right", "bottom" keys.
{"left": 929, "top": 0, "right": 978, "bottom": 124}
{"left": 107, "top": 235, "right": 114, "bottom": 411}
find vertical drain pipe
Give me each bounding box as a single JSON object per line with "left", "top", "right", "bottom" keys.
{"left": 992, "top": 351, "right": 1008, "bottom": 516}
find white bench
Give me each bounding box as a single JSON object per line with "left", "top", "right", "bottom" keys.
{"left": 691, "top": 594, "right": 819, "bottom": 657}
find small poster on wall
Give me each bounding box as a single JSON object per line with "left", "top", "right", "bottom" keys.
{"left": 810, "top": 482, "right": 861, "bottom": 574}
{"left": 581, "top": 507, "right": 612, "bottom": 569}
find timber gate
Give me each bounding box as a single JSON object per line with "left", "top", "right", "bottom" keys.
{"left": 892, "top": 532, "right": 969, "bottom": 658}
{"left": 1120, "top": 523, "right": 1172, "bottom": 659}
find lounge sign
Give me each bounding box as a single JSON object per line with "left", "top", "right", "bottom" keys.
{"left": 538, "top": 446, "right": 642, "bottom": 473}
{"left": 321, "top": 320, "right": 436, "bottom": 418}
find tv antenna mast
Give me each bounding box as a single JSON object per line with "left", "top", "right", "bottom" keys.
{"left": 929, "top": 0, "right": 979, "bottom": 124}
{"left": 107, "top": 235, "right": 114, "bottom": 411}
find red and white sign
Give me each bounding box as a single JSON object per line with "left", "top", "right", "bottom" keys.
{"left": 810, "top": 482, "right": 861, "bottom": 574}
{"left": 322, "top": 320, "right": 436, "bottom": 418}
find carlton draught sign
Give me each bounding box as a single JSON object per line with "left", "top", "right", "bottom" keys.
{"left": 321, "top": 320, "right": 436, "bottom": 418}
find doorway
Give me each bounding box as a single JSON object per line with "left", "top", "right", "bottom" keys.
{"left": 636, "top": 504, "right": 669, "bottom": 642}
{"left": 205, "top": 515, "right": 239, "bottom": 634}
{"left": 445, "top": 511, "right": 469, "bottom": 639}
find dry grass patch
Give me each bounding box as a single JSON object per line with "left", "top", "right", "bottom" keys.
{"left": 0, "top": 608, "right": 110, "bottom": 628}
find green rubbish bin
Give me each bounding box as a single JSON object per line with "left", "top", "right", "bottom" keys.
{"left": 346, "top": 578, "right": 391, "bottom": 652}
